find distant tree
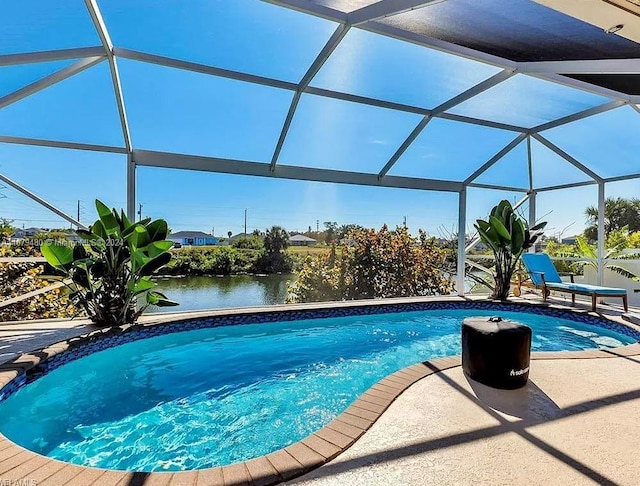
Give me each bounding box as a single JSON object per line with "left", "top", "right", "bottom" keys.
{"left": 258, "top": 226, "right": 291, "bottom": 273}
{"left": 324, "top": 221, "right": 338, "bottom": 244}
{"left": 584, "top": 197, "right": 640, "bottom": 241}
{"left": 288, "top": 225, "right": 454, "bottom": 303}
{"left": 231, "top": 235, "right": 264, "bottom": 250}
{"left": 263, "top": 226, "right": 289, "bottom": 255}
{"left": 337, "top": 223, "right": 365, "bottom": 240}
{"left": 0, "top": 218, "right": 15, "bottom": 241}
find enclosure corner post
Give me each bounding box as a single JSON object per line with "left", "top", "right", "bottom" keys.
{"left": 127, "top": 153, "right": 136, "bottom": 222}
{"left": 528, "top": 190, "right": 536, "bottom": 253}
{"left": 457, "top": 186, "right": 467, "bottom": 296}
{"left": 597, "top": 182, "right": 605, "bottom": 286}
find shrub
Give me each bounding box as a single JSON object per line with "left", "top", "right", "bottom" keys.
{"left": 287, "top": 225, "right": 454, "bottom": 303}
{"left": 231, "top": 235, "right": 264, "bottom": 250}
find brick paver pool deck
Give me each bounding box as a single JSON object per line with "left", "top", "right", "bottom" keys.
{"left": 1, "top": 295, "right": 639, "bottom": 485}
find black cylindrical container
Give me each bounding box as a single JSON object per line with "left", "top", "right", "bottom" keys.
{"left": 462, "top": 316, "right": 532, "bottom": 389}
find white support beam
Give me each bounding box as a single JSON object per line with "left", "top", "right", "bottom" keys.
{"left": 524, "top": 72, "right": 632, "bottom": 103}
{"left": 348, "top": 0, "right": 445, "bottom": 25}
{"left": 0, "top": 47, "right": 106, "bottom": 66}
{"left": 519, "top": 58, "right": 640, "bottom": 75}
{"left": 378, "top": 116, "right": 432, "bottom": 178}
{"left": 436, "top": 112, "right": 526, "bottom": 132}
{"left": 528, "top": 190, "right": 536, "bottom": 253}
{"left": 431, "top": 69, "right": 516, "bottom": 115}
{"left": 464, "top": 133, "right": 528, "bottom": 184}
{"left": 0, "top": 172, "right": 87, "bottom": 230}
{"left": 133, "top": 149, "right": 463, "bottom": 192}
{"left": 114, "top": 48, "right": 298, "bottom": 92}
{"left": 271, "top": 24, "right": 350, "bottom": 170}
{"left": 126, "top": 153, "right": 136, "bottom": 221}
{"left": 378, "top": 70, "right": 517, "bottom": 179}
{"left": 457, "top": 186, "right": 466, "bottom": 296}
{"left": 0, "top": 135, "right": 127, "bottom": 154}
{"left": 113, "top": 48, "right": 527, "bottom": 132}
{"left": 85, "top": 0, "right": 132, "bottom": 153}
{"left": 530, "top": 100, "right": 626, "bottom": 133}
{"left": 535, "top": 180, "right": 597, "bottom": 192}
{"left": 270, "top": 92, "right": 302, "bottom": 170}
{"left": 0, "top": 56, "right": 105, "bottom": 110}
{"left": 526, "top": 135, "right": 533, "bottom": 190}
{"left": 467, "top": 182, "right": 529, "bottom": 192}
{"left": 597, "top": 182, "right": 605, "bottom": 286}
{"left": 531, "top": 134, "right": 602, "bottom": 183}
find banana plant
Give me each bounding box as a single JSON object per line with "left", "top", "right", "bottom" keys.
{"left": 574, "top": 235, "right": 640, "bottom": 282}
{"left": 40, "top": 200, "right": 177, "bottom": 327}
{"left": 474, "top": 200, "right": 546, "bottom": 300}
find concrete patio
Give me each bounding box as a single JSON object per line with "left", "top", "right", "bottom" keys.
{"left": 293, "top": 355, "right": 640, "bottom": 486}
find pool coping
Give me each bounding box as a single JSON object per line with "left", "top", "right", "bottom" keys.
{"left": 1, "top": 296, "right": 640, "bottom": 486}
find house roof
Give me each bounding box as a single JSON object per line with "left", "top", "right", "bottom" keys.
{"left": 169, "top": 231, "right": 215, "bottom": 239}
{"left": 289, "top": 234, "right": 317, "bottom": 242}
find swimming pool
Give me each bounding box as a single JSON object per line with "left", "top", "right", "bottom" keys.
{"left": 0, "top": 304, "right": 638, "bottom": 472}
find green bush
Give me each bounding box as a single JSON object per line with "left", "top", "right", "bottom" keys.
{"left": 287, "top": 225, "right": 453, "bottom": 303}
{"left": 231, "top": 235, "right": 264, "bottom": 250}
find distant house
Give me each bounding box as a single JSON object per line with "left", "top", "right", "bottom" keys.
{"left": 289, "top": 234, "right": 317, "bottom": 246}
{"left": 168, "top": 231, "right": 218, "bottom": 246}
{"left": 561, "top": 236, "right": 579, "bottom": 246}
{"left": 12, "top": 227, "right": 44, "bottom": 238}
{"left": 228, "top": 233, "right": 250, "bottom": 243}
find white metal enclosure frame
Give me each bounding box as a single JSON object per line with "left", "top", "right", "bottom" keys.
{"left": 1, "top": 0, "right": 639, "bottom": 296}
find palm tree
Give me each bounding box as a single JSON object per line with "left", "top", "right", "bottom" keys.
{"left": 263, "top": 226, "right": 289, "bottom": 255}
{"left": 584, "top": 197, "right": 640, "bottom": 240}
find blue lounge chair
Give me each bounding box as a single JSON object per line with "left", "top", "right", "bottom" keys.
{"left": 521, "top": 253, "right": 628, "bottom": 312}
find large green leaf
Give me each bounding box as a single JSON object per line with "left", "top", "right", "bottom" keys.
{"left": 91, "top": 220, "right": 108, "bottom": 240}
{"left": 41, "top": 243, "right": 74, "bottom": 270}
{"left": 511, "top": 219, "right": 525, "bottom": 254}
{"left": 127, "top": 226, "right": 151, "bottom": 249}
{"left": 530, "top": 221, "right": 547, "bottom": 232}
{"left": 576, "top": 236, "right": 597, "bottom": 259}
{"left": 146, "top": 219, "right": 168, "bottom": 242}
{"left": 475, "top": 226, "right": 499, "bottom": 253}
{"left": 489, "top": 216, "right": 511, "bottom": 242}
{"left": 95, "top": 200, "right": 120, "bottom": 235}
{"left": 139, "top": 251, "right": 172, "bottom": 276}
{"left": 141, "top": 240, "right": 173, "bottom": 258}
{"left": 127, "top": 276, "right": 156, "bottom": 295}
{"left": 146, "top": 290, "right": 179, "bottom": 307}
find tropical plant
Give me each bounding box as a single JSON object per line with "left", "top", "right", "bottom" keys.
{"left": 259, "top": 226, "right": 292, "bottom": 273}
{"left": 474, "top": 200, "right": 546, "bottom": 300}
{"left": 40, "top": 200, "right": 178, "bottom": 327}
{"left": 574, "top": 235, "right": 640, "bottom": 282}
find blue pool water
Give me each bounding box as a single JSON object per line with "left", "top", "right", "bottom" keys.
{"left": 0, "top": 309, "right": 636, "bottom": 472}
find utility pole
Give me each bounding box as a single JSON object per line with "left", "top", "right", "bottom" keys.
{"left": 77, "top": 200, "right": 81, "bottom": 223}
{"left": 403, "top": 216, "right": 407, "bottom": 228}
{"left": 244, "top": 209, "right": 247, "bottom": 234}
{"left": 212, "top": 227, "right": 215, "bottom": 237}
{"left": 316, "top": 219, "right": 319, "bottom": 232}
{"left": 138, "top": 203, "right": 143, "bottom": 221}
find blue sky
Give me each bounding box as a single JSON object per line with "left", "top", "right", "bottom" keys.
{"left": 1, "top": 0, "right": 639, "bottom": 238}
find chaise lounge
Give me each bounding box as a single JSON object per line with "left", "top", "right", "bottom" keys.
{"left": 521, "top": 253, "right": 628, "bottom": 312}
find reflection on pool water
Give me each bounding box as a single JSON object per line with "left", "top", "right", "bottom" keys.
{"left": 0, "top": 308, "right": 636, "bottom": 472}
